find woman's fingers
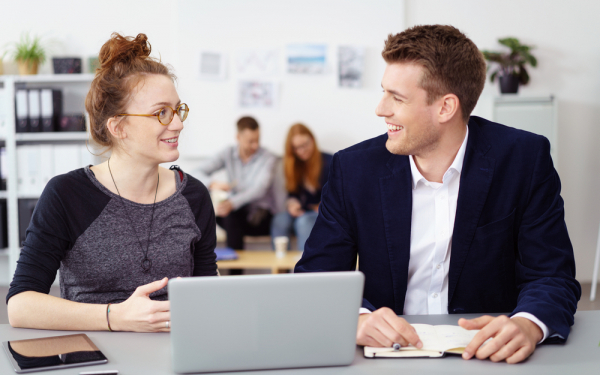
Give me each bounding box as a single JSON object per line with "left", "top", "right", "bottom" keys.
{"left": 133, "top": 277, "right": 168, "bottom": 297}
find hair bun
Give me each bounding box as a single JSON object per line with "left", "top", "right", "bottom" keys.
{"left": 98, "top": 33, "right": 152, "bottom": 72}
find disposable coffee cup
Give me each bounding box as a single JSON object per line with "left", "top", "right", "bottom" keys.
{"left": 210, "top": 189, "right": 229, "bottom": 210}
{"left": 274, "top": 236, "right": 289, "bottom": 258}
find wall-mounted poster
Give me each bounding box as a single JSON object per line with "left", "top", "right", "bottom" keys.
{"left": 236, "top": 49, "right": 279, "bottom": 77}
{"left": 199, "top": 50, "right": 227, "bottom": 80}
{"left": 238, "top": 80, "right": 278, "bottom": 108}
{"left": 286, "top": 44, "right": 327, "bottom": 74}
{"left": 338, "top": 46, "right": 365, "bottom": 88}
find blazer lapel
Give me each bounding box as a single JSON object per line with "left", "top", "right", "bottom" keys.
{"left": 448, "top": 120, "right": 495, "bottom": 303}
{"left": 379, "top": 154, "right": 412, "bottom": 314}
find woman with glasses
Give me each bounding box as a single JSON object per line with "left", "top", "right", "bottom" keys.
{"left": 271, "top": 124, "right": 332, "bottom": 250}
{"left": 6, "top": 33, "right": 217, "bottom": 332}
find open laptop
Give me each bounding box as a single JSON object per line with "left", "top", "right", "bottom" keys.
{"left": 169, "top": 271, "right": 364, "bottom": 373}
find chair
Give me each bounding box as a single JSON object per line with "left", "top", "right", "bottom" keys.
{"left": 591, "top": 221, "right": 600, "bottom": 301}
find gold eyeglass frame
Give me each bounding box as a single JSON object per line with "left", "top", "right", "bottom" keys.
{"left": 116, "top": 103, "right": 189, "bottom": 126}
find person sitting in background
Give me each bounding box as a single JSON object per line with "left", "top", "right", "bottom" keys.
{"left": 271, "top": 123, "right": 332, "bottom": 250}
{"left": 6, "top": 33, "right": 217, "bottom": 332}
{"left": 195, "top": 116, "right": 277, "bottom": 250}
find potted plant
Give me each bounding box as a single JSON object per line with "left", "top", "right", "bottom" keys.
{"left": 482, "top": 37, "right": 537, "bottom": 94}
{"left": 12, "top": 33, "right": 46, "bottom": 75}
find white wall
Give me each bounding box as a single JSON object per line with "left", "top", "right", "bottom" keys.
{"left": 1, "top": 0, "right": 598, "bottom": 283}
{"left": 406, "top": 0, "right": 600, "bottom": 283}
{"left": 173, "top": 0, "right": 404, "bottom": 160}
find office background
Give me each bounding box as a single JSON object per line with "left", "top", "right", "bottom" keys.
{"left": 0, "top": 0, "right": 599, "bottom": 285}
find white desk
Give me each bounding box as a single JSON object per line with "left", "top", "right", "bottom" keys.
{"left": 1, "top": 311, "right": 598, "bottom": 374}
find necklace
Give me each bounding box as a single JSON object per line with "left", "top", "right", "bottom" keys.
{"left": 108, "top": 158, "right": 159, "bottom": 273}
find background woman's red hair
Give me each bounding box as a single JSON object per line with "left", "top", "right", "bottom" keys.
{"left": 283, "top": 124, "right": 322, "bottom": 193}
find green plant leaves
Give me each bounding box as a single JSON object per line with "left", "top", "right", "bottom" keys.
{"left": 481, "top": 37, "right": 536, "bottom": 86}
{"left": 12, "top": 33, "right": 46, "bottom": 64}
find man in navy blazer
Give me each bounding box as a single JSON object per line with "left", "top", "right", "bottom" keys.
{"left": 295, "top": 25, "right": 580, "bottom": 364}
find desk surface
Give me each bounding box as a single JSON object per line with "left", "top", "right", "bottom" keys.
{"left": 1, "top": 311, "right": 598, "bottom": 375}
{"left": 216, "top": 250, "right": 302, "bottom": 273}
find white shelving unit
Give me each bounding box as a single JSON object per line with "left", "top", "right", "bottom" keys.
{"left": 0, "top": 74, "right": 96, "bottom": 286}
{"left": 492, "top": 96, "right": 558, "bottom": 162}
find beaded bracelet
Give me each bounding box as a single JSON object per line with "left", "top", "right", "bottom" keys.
{"left": 106, "top": 303, "right": 113, "bottom": 332}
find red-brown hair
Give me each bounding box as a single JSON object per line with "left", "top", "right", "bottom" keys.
{"left": 382, "top": 25, "right": 486, "bottom": 122}
{"left": 85, "top": 33, "right": 176, "bottom": 148}
{"left": 284, "top": 124, "right": 322, "bottom": 193}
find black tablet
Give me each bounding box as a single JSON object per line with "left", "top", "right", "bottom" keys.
{"left": 2, "top": 333, "right": 108, "bottom": 373}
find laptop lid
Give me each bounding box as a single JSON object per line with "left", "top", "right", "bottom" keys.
{"left": 169, "top": 271, "right": 364, "bottom": 373}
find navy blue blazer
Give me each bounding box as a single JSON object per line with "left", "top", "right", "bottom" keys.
{"left": 295, "top": 116, "right": 581, "bottom": 340}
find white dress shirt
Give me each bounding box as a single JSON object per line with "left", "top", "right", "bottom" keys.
{"left": 360, "top": 127, "right": 555, "bottom": 342}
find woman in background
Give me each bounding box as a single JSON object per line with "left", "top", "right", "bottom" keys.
{"left": 6, "top": 33, "right": 217, "bottom": 332}
{"left": 271, "top": 124, "right": 332, "bottom": 250}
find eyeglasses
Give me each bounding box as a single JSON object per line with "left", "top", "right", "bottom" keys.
{"left": 117, "top": 103, "right": 189, "bottom": 126}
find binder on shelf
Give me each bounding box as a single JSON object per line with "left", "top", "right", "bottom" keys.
{"left": 0, "top": 199, "right": 7, "bottom": 249}
{"left": 0, "top": 147, "right": 6, "bottom": 191}
{"left": 80, "top": 144, "right": 95, "bottom": 168}
{"left": 28, "top": 89, "right": 42, "bottom": 132}
{"left": 15, "top": 89, "right": 29, "bottom": 133}
{"left": 17, "top": 146, "right": 41, "bottom": 195}
{"left": 40, "top": 89, "right": 63, "bottom": 132}
{"left": 39, "top": 145, "right": 54, "bottom": 189}
{"left": 53, "top": 145, "right": 81, "bottom": 177}
{"left": 0, "top": 88, "right": 6, "bottom": 139}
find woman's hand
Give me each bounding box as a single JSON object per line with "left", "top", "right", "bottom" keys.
{"left": 287, "top": 199, "right": 304, "bottom": 217}
{"left": 109, "top": 277, "right": 171, "bottom": 332}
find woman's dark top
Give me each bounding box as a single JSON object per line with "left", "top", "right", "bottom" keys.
{"left": 289, "top": 152, "right": 332, "bottom": 211}
{"left": 7, "top": 166, "right": 217, "bottom": 305}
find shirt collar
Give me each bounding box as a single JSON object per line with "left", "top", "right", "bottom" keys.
{"left": 409, "top": 126, "right": 469, "bottom": 189}
{"left": 233, "top": 146, "right": 263, "bottom": 163}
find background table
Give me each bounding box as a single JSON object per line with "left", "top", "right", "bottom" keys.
{"left": 217, "top": 250, "right": 303, "bottom": 274}
{"left": 1, "top": 311, "right": 598, "bottom": 374}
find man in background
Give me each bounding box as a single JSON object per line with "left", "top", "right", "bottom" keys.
{"left": 196, "top": 116, "right": 276, "bottom": 250}
{"left": 295, "top": 25, "right": 580, "bottom": 364}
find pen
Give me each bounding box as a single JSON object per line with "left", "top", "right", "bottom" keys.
{"left": 392, "top": 343, "right": 401, "bottom": 351}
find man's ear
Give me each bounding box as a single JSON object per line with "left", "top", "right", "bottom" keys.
{"left": 107, "top": 116, "right": 127, "bottom": 140}
{"left": 438, "top": 94, "right": 460, "bottom": 124}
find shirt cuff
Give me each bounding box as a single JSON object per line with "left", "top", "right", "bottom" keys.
{"left": 359, "top": 308, "right": 372, "bottom": 315}
{"left": 511, "top": 312, "right": 561, "bottom": 343}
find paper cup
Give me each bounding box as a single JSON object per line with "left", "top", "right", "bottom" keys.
{"left": 274, "top": 236, "right": 289, "bottom": 258}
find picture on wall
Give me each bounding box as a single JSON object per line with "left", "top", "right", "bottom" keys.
{"left": 338, "top": 46, "right": 365, "bottom": 88}
{"left": 199, "top": 50, "right": 227, "bottom": 80}
{"left": 236, "top": 49, "right": 279, "bottom": 77}
{"left": 238, "top": 80, "right": 278, "bottom": 108}
{"left": 286, "top": 44, "right": 327, "bottom": 74}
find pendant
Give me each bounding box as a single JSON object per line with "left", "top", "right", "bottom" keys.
{"left": 141, "top": 258, "right": 152, "bottom": 273}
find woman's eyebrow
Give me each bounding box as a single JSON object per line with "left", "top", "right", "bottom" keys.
{"left": 151, "top": 100, "right": 181, "bottom": 107}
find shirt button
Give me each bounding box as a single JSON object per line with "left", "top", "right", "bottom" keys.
{"left": 436, "top": 264, "right": 441, "bottom": 270}
{"left": 432, "top": 293, "right": 438, "bottom": 298}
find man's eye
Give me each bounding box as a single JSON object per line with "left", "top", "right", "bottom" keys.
{"left": 393, "top": 97, "right": 403, "bottom": 102}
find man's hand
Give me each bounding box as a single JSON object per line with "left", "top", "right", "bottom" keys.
{"left": 356, "top": 307, "right": 423, "bottom": 349}
{"left": 216, "top": 200, "right": 234, "bottom": 217}
{"left": 209, "top": 181, "right": 231, "bottom": 191}
{"left": 459, "top": 315, "right": 543, "bottom": 364}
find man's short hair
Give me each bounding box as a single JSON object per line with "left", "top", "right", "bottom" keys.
{"left": 237, "top": 116, "right": 259, "bottom": 132}
{"left": 382, "top": 25, "right": 486, "bottom": 122}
